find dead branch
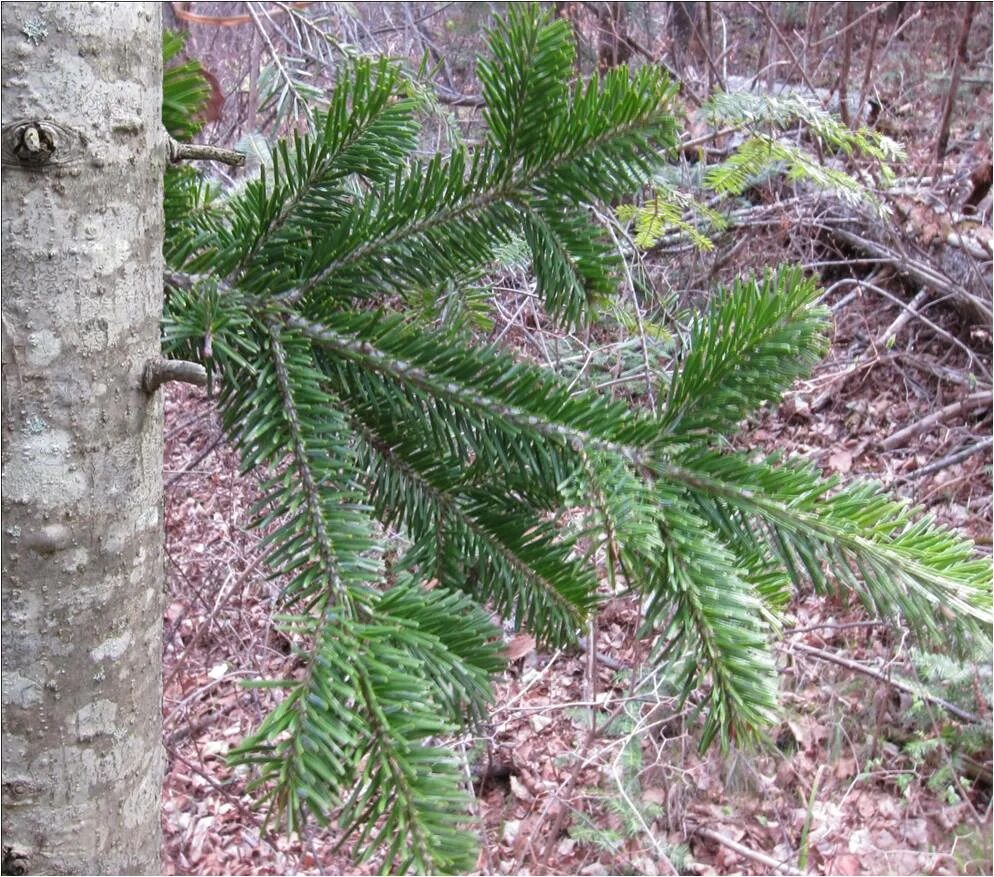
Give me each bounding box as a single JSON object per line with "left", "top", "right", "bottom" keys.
{"left": 899, "top": 436, "right": 994, "bottom": 483}
{"left": 935, "top": 2, "right": 978, "bottom": 171}
{"left": 824, "top": 220, "right": 992, "bottom": 327}
{"left": 882, "top": 391, "right": 993, "bottom": 450}
{"left": 853, "top": 280, "right": 991, "bottom": 379}
{"left": 694, "top": 826, "right": 800, "bottom": 875}
{"left": 787, "top": 641, "right": 983, "bottom": 724}
{"left": 812, "top": 287, "right": 929, "bottom": 411}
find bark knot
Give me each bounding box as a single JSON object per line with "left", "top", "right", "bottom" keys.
{"left": 13, "top": 123, "right": 57, "bottom": 165}
{"left": 1, "top": 846, "right": 30, "bottom": 876}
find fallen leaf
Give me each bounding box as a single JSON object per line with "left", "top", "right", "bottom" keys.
{"left": 876, "top": 797, "right": 897, "bottom": 819}
{"left": 505, "top": 633, "right": 536, "bottom": 661}
{"left": 872, "top": 828, "right": 898, "bottom": 851}
{"left": 902, "top": 818, "right": 930, "bottom": 847}
{"left": 509, "top": 775, "right": 532, "bottom": 801}
{"left": 856, "top": 794, "right": 875, "bottom": 818}
{"left": 828, "top": 449, "right": 853, "bottom": 473}
{"left": 501, "top": 819, "right": 521, "bottom": 845}
{"left": 529, "top": 715, "right": 553, "bottom": 733}
{"left": 834, "top": 757, "right": 857, "bottom": 779}
{"left": 831, "top": 853, "right": 861, "bottom": 875}
{"left": 642, "top": 787, "right": 667, "bottom": 806}
{"left": 202, "top": 739, "right": 228, "bottom": 757}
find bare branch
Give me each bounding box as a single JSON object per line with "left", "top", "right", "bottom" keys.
{"left": 142, "top": 358, "right": 208, "bottom": 394}
{"left": 168, "top": 138, "right": 245, "bottom": 167}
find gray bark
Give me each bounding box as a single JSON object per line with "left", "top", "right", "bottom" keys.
{"left": 1, "top": 4, "right": 165, "bottom": 874}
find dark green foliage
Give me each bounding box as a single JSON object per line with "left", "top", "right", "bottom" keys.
{"left": 162, "top": 31, "right": 211, "bottom": 140}
{"left": 161, "top": 8, "right": 992, "bottom": 872}
{"left": 658, "top": 269, "right": 829, "bottom": 440}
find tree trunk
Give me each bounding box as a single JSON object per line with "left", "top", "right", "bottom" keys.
{"left": 1, "top": 4, "right": 165, "bottom": 874}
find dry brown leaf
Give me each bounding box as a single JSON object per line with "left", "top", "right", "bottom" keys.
{"left": 501, "top": 819, "right": 521, "bottom": 845}
{"left": 509, "top": 775, "right": 532, "bottom": 801}
{"left": 529, "top": 714, "right": 553, "bottom": 733}
{"left": 828, "top": 449, "right": 854, "bottom": 474}
{"left": 642, "top": 787, "right": 667, "bottom": 806}
{"left": 504, "top": 633, "right": 536, "bottom": 661}
{"left": 831, "top": 853, "right": 862, "bottom": 875}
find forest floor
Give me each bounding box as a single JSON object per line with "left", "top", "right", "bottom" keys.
{"left": 160, "top": 3, "right": 992, "bottom": 874}
{"left": 159, "top": 285, "right": 992, "bottom": 877}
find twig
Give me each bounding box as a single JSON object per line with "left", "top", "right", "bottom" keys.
{"left": 143, "top": 357, "right": 208, "bottom": 394}
{"left": 917, "top": 471, "right": 974, "bottom": 505}
{"left": 679, "top": 2, "right": 726, "bottom": 93}
{"left": 598, "top": 206, "right": 658, "bottom": 412}
{"left": 695, "top": 826, "right": 800, "bottom": 875}
{"left": 857, "top": 280, "right": 990, "bottom": 379}
{"left": 854, "top": 8, "right": 881, "bottom": 126}
{"left": 163, "top": 744, "right": 288, "bottom": 865}
{"left": 536, "top": 703, "right": 618, "bottom": 868}
{"left": 824, "top": 224, "right": 993, "bottom": 329}
{"left": 749, "top": 3, "right": 825, "bottom": 108}
{"left": 435, "top": 89, "right": 486, "bottom": 108}
{"left": 459, "top": 742, "right": 495, "bottom": 875}
{"left": 165, "top": 699, "right": 240, "bottom": 747}
{"left": 812, "top": 287, "right": 929, "bottom": 411}
{"left": 246, "top": 3, "right": 315, "bottom": 126}
{"left": 787, "top": 641, "right": 982, "bottom": 724}
{"left": 172, "top": 2, "right": 311, "bottom": 26}
{"left": 576, "top": 636, "right": 627, "bottom": 671}
{"left": 894, "top": 353, "right": 990, "bottom": 389}
{"left": 167, "top": 138, "right": 245, "bottom": 167}
{"left": 368, "top": 2, "right": 455, "bottom": 35}
{"left": 876, "top": 288, "right": 930, "bottom": 347}
{"left": 163, "top": 550, "right": 266, "bottom": 691}
{"left": 882, "top": 391, "right": 993, "bottom": 450}
{"left": 788, "top": 620, "right": 888, "bottom": 635}
{"left": 898, "top": 436, "right": 994, "bottom": 483}
{"left": 935, "top": 2, "right": 978, "bottom": 170}
{"left": 837, "top": 2, "right": 855, "bottom": 126}
{"left": 809, "top": 3, "right": 891, "bottom": 48}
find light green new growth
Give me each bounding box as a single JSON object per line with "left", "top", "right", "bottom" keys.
{"left": 704, "top": 90, "right": 904, "bottom": 163}
{"left": 162, "top": 10, "right": 991, "bottom": 873}
{"left": 620, "top": 87, "right": 906, "bottom": 250}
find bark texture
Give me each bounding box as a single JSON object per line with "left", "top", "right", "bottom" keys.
{"left": 1, "top": 4, "right": 165, "bottom": 873}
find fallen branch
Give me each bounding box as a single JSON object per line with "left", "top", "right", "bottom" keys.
{"left": 827, "top": 224, "right": 992, "bottom": 327}
{"left": 895, "top": 353, "right": 990, "bottom": 389}
{"left": 899, "top": 436, "right": 994, "bottom": 483}
{"left": 787, "top": 641, "right": 982, "bottom": 724}
{"left": 854, "top": 281, "right": 990, "bottom": 380}
{"left": 576, "top": 636, "right": 628, "bottom": 671}
{"left": 812, "top": 287, "right": 929, "bottom": 411}
{"left": 694, "top": 826, "right": 800, "bottom": 875}
{"left": 882, "top": 391, "right": 993, "bottom": 450}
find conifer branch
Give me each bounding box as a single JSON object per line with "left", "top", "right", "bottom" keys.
{"left": 264, "top": 324, "right": 357, "bottom": 614}
{"left": 160, "top": 9, "right": 992, "bottom": 872}
{"left": 282, "top": 312, "right": 652, "bottom": 463}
